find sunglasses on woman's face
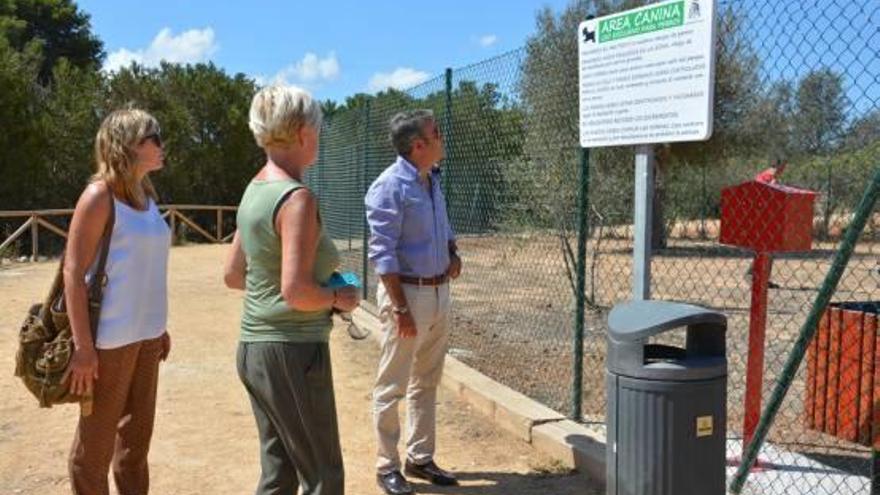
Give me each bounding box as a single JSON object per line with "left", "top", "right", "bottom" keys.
{"left": 141, "top": 133, "right": 162, "bottom": 147}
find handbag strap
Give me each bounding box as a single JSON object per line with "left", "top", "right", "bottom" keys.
{"left": 87, "top": 192, "right": 116, "bottom": 303}
{"left": 41, "top": 188, "right": 116, "bottom": 336}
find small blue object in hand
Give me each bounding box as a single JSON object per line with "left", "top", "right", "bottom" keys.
{"left": 326, "top": 271, "right": 362, "bottom": 289}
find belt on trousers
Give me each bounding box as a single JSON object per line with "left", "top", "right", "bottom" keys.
{"left": 399, "top": 274, "right": 448, "bottom": 287}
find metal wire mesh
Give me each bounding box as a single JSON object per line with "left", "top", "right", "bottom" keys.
{"left": 307, "top": 1, "right": 879, "bottom": 492}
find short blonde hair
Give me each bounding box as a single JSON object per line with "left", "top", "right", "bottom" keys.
{"left": 92, "top": 108, "right": 160, "bottom": 209}
{"left": 248, "top": 84, "right": 322, "bottom": 149}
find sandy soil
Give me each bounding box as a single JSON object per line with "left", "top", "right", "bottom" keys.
{"left": 442, "top": 232, "right": 879, "bottom": 467}
{"left": 0, "top": 244, "right": 599, "bottom": 495}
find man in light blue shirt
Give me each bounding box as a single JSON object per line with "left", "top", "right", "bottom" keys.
{"left": 365, "top": 109, "right": 461, "bottom": 495}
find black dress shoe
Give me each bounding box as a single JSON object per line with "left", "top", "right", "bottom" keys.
{"left": 377, "top": 471, "right": 413, "bottom": 495}
{"left": 404, "top": 459, "right": 458, "bottom": 486}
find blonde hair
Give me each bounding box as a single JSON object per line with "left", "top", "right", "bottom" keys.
{"left": 248, "top": 84, "right": 322, "bottom": 149}
{"left": 92, "top": 108, "right": 160, "bottom": 210}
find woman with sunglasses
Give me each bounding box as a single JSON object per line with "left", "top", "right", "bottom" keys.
{"left": 64, "top": 108, "right": 172, "bottom": 494}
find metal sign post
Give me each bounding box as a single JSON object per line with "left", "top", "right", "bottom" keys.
{"left": 633, "top": 145, "right": 654, "bottom": 300}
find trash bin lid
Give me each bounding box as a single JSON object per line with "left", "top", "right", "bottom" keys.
{"left": 608, "top": 300, "right": 726, "bottom": 342}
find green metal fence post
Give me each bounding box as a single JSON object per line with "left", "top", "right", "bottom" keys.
{"left": 444, "top": 67, "right": 454, "bottom": 215}
{"left": 730, "top": 166, "right": 880, "bottom": 494}
{"left": 444, "top": 67, "right": 453, "bottom": 131}
{"left": 825, "top": 161, "right": 833, "bottom": 239}
{"left": 573, "top": 147, "right": 590, "bottom": 421}
{"left": 361, "top": 101, "right": 372, "bottom": 301}
{"left": 700, "top": 161, "right": 707, "bottom": 238}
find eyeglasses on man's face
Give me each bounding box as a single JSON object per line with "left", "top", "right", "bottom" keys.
{"left": 421, "top": 123, "right": 442, "bottom": 142}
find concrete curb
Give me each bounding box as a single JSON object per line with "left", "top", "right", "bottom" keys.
{"left": 351, "top": 305, "right": 606, "bottom": 482}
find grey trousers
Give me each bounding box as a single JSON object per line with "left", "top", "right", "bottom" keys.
{"left": 237, "top": 342, "right": 344, "bottom": 495}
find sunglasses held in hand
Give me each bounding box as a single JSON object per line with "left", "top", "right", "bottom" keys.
{"left": 327, "top": 272, "right": 369, "bottom": 340}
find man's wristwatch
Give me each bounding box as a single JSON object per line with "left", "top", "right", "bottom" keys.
{"left": 392, "top": 305, "right": 409, "bottom": 315}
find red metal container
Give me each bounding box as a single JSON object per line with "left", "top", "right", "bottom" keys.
{"left": 720, "top": 181, "right": 817, "bottom": 253}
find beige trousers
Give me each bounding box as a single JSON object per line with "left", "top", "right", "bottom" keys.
{"left": 373, "top": 282, "right": 450, "bottom": 474}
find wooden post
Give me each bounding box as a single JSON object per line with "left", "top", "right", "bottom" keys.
{"left": 30, "top": 215, "right": 38, "bottom": 261}
{"left": 170, "top": 210, "right": 177, "bottom": 246}
{"left": 0, "top": 217, "right": 33, "bottom": 255}
{"left": 216, "top": 209, "right": 223, "bottom": 242}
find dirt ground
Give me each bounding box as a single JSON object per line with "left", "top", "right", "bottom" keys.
{"left": 442, "top": 232, "right": 879, "bottom": 471}
{"left": 0, "top": 244, "right": 599, "bottom": 495}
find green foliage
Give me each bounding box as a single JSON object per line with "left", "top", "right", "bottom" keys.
{"left": 438, "top": 80, "right": 524, "bottom": 232}
{"left": 793, "top": 68, "right": 848, "bottom": 155}
{"left": 320, "top": 99, "right": 340, "bottom": 120}
{"left": 0, "top": 0, "right": 875, "bottom": 253}
{"left": 38, "top": 59, "right": 104, "bottom": 206}
{"left": 307, "top": 77, "right": 523, "bottom": 238}
{"left": 105, "top": 62, "right": 262, "bottom": 204}
{"left": 0, "top": 0, "right": 103, "bottom": 83}
{"left": 0, "top": 0, "right": 266, "bottom": 212}
{"left": 514, "top": 0, "right": 874, "bottom": 243}
{"left": 845, "top": 110, "right": 880, "bottom": 151}
{"left": 0, "top": 36, "right": 44, "bottom": 209}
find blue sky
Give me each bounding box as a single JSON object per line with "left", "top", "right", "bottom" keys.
{"left": 78, "top": 0, "right": 571, "bottom": 102}
{"left": 76, "top": 0, "right": 878, "bottom": 115}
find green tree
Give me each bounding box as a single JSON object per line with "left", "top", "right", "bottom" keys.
{"left": 519, "top": 1, "right": 626, "bottom": 229}
{"left": 105, "top": 62, "right": 261, "bottom": 206}
{"left": 343, "top": 92, "right": 374, "bottom": 111}
{"left": 518, "top": 1, "right": 763, "bottom": 249}
{"left": 844, "top": 109, "right": 880, "bottom": 151}
{"left": 742, "top": 79, "right": 796, "bottom": 160}
{"left": 0, "top": 0, "right": 103, "bottom": 83}
{"left": 434, "top": 80, "right": 524, "bottom": 232}
{"left": 39, "top": 58, "right": 104, "bottom": 207}
{"left": 794, "top": 68, "right": 847, "bottom": 155}
{"left": 0, "top": 0, "right": 105, "bottom": 212}
{"left": 788, "top": 68, "right": 848, "bottom": 238}
{"left": 320, "top": 99, "right": 341, "bottom": 120}
{"left": 0, "top": 36, "right": 43, "bottom": 209}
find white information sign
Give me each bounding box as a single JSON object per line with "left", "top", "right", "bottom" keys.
{"left": 578, "top": 0, "right": 716, "bottom": 147}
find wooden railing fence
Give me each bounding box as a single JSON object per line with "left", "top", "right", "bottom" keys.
{"left": 0, "top": 205, "right": 237, "bottom": 261}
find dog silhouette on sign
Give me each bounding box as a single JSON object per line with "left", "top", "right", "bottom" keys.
{"left": 582, "top": 25, "right": 596, "bottom": 43}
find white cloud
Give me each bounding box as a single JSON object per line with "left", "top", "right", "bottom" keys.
{"left": 478, "top": 34, "right": 498, "bottom": 47}
{"left": 105, "top": 48, "right": 141, "bottom": 72}
{"left": 104, "top": 27, "right": 218, "bottom": 72}
{"left": 273, "top": 52, "right": 340, "bottom": 84}
{"left": 367, "top": 68, "right": 431, "bottom": 93}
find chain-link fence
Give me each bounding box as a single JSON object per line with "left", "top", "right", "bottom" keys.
{"left": 307, "top": 1, "right": 879, "bottom": 492}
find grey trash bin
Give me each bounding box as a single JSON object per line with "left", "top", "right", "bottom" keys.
{"left": 606, "top": 300, "right": 727, "bottom": 495}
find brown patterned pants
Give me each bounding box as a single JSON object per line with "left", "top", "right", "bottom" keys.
{"left": 68, "top": 336, "right": 164, "bottom": 495}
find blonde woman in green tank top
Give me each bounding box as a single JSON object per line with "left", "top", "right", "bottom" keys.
{"left": 223, "top": 85, "right": 360, "bottom": 495}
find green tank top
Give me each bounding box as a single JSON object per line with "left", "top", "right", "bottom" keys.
{"left": 237, "top": 179, "right": 340, "bottom": 343}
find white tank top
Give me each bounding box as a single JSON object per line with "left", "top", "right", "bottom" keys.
{"left": 88, "top": 197, "right": 171, "bottom": 349}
